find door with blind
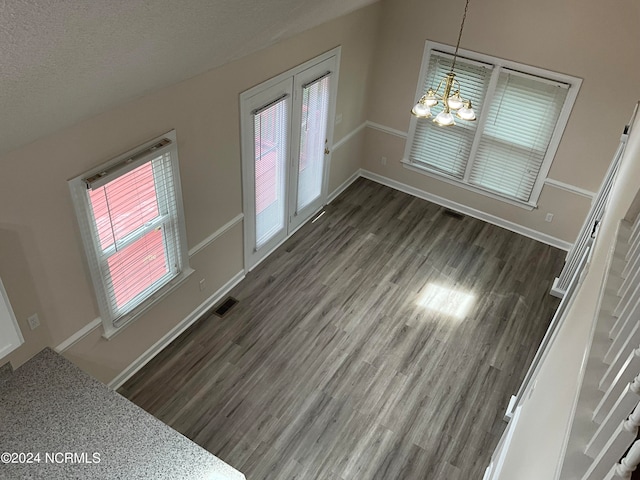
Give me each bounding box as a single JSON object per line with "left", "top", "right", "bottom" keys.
{"left": 241, "top": 50, "right": 339, "bottom": 270}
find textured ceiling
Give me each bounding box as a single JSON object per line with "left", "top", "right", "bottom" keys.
{"left": 0, "top": 0, "right": 377, "bottom": 155}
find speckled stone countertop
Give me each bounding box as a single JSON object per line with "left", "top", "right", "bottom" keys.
{"left": 0, "top": 348, "right": 245, "bottom": 480}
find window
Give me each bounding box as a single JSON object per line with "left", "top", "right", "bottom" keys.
{"left": 404, "top": 42, "right": 581, "bottom": 208}
{"left": 69, "top": 131, "right": 191, "bottom": 334}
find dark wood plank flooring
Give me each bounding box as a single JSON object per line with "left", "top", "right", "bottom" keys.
{"left": 119, "top": 178, "right": 565, "bottom": 479}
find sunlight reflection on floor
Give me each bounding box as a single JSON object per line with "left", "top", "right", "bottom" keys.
{"left": 417, "top": 283, "right": 475, "bottom": 319}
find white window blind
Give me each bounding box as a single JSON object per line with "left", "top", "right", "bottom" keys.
{"left": 254, "top": 95, "right": 289, "bottom": 249}
{"left": 409, "top": 52, "right": 492, "bottom": 178}
{"left": 405, "top": 43, "right": 580, "bottom": 207}
{"left": 297, "top": 73, "right": 330, "bottom": 212}
{"left": 469, "top": 70, "right": 569, "bottom": 201}
{"left": 69, "top": 131, "right": 189, "bottom": 329}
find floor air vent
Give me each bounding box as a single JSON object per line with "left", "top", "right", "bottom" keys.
{"left": 442, "top": 209, "right": 465, "bottom": 220}
{"left": 212, "top": 297, "right": 239, "bottom": 317}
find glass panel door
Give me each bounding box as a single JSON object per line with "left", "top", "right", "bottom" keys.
{"left": 241, "top": 78, "right": 292, "bottom": 270}
{"left": 296, "top": 74, "right": 330, "bottom": 211}
{"left": 241, "top": 50, "right": 339, "bottom": 271}
{"left": 289, "top": 56, "right": 337, "bottom": 232}
{"left": 254, "top": 97, "right": 289, "bottom": 248}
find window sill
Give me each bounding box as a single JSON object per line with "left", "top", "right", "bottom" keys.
{"left": 101, "top": 267, "right": 195, "bottom": 340}
{"left": 401, "top": 159, "right": 536, "bottom": 211}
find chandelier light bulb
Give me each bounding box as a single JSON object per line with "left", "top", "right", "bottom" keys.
{"left": 434, "top": 111, "right": 455, "bottom": 126}
{"left": 447, "top": 92, "right": 464, "bottom": 110}
{"left": 411, "top": 99, "right": 432, "bottom": 118}
{"left": 457, "top": 101, "right": 476, "bottom": 121}
{"left": 424, "top": 89, "right": 438, "bottom": 106}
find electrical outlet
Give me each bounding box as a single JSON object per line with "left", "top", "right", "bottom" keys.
{"left": 27, "top": 314, "right": 40, "bottom": 330}
{"left": 335, "top": 113, "right": 343, "bottom": 125}
{"left": 545, "top": 213, "right": 554, "bottom": 223}
{"left": 381, "top": 156, "right": 387, "bottom": 166}
{"left": 199, "top": 278, "right": 206, "bottom": 291}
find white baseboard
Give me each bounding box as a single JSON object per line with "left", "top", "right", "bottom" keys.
{"left": 55, "top": 318, "right": 102, "bottom": 353}
{"left": 360, "top": 169, "right": 573, "bottom": 251}
{"left": 108, "top": 269, "right": 246, "bottom": 390}
{"left": 327, "top": 169, "right": 363, "bottom": 204}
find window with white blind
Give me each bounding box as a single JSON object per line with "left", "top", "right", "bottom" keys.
{"left": 404, "top": 42, "right": 581, "bottom": 208}
{"left": 69, "top": 130, "right": 191, "bottom": 334}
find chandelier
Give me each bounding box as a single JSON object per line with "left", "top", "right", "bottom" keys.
{"left": 411, "top": 0, "right": 476, "bottom": 126}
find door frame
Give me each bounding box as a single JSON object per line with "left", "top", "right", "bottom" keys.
{"left": 240, "top": 46, "right": 341, "bottom": 272}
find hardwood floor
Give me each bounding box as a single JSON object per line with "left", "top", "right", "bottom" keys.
{"left": 119, "top": 178, "right": 565, "bottom": 479}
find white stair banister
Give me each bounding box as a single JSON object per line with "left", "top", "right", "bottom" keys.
{"left": 604, "top": 439, "right": 640, "bottom": 480}
{"left": 600, "top": 346, "right": 640, "bottom": 393}
{"left": 582, "top": 403, "right": 640, "bottom": 480}
{"left": 587, "top": 389, "right": 640, "bottom": 458}
{"left": 594, "top": 372, "right": 640, "bottom": 424}
{"left": 608, "top": 287, "right": 640, "bottom": 357}
{"left": 604, "top": 307, "right": 640, "bottom": 366}
{"left": 622, "top": 215, "right": 640, "bottom": 279}
{"left": 614, "top": 257, "right": 640, "bottom": 320}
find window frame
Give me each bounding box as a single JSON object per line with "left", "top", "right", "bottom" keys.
{"left": 69, "top": 130, "right": 192, "bottom": 337}
{"left": 403, "top": 41, "right": 582, "bottom": 210}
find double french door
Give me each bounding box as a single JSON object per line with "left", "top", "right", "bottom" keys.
{"left": 241, "top": 50, "right": 339, "bottom": 270}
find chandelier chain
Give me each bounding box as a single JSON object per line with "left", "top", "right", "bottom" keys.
{"left": 450, "top": 0, "right": 470, "bottom": 73}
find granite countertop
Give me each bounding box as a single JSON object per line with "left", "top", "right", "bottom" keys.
{"left": 0, "top": 348, "right": 245, "bottom": 480}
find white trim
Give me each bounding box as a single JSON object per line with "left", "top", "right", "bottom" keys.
{"left": 327, "top": 168, "right": 363, "bottom": 204}
{"left": 401, "top": 160, "right": 536, "bottom": 211}
{"left": 543, "top": 178, "right": 596, "bottom": 199}
{"left": 108, "top": 270, "right": 246, "bottom": 390}
{"left": 360, "top": 169, "right": 573, "bottom": 251}
{"left": 188, "top": 213, "right": 244, "bottom": 257}
{"left": 550, "top": 276, "right": 565, "bottom": 298}
{"left": 332, "top": 122, "right": 367, "bottom": 151}
{"left": 365, "top": 121, "right": 595, "bottom": 206}
{"left": 365, "top": 121, "right": 408, "bottom": 139}
{"left": 504, "top": 394, "right": 518, "bottom": 421}
{"left": 54, "top": 318, "right": 102, "bottom": 353}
